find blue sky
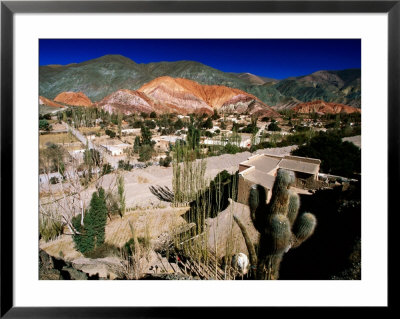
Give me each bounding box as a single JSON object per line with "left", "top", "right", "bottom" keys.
{"left": 39, "top": 39, "right": 361, "bottom": 79}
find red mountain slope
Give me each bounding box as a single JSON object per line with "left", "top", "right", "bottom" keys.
{"left": 95, "top": 76, "right": 279, "bottom": 117}
{"left": 292, "top": 100, "right": 361, "bottom": 114}
{"left": 39, "top": 96, "right": 65, "bottom": 108}
{"left": 54, "top": 92, "right": 93, "bottom": 107}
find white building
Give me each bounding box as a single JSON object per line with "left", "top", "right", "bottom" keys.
{"left": 101, "top": 143, "right": 131, "bottom": 156}
{"left": 121, "top": 128, "right": 141, "bottom": 136}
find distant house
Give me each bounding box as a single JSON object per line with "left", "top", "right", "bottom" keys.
{"left": 121, "top": 128, "right": 141, "bottom": 136}
{"left": 101, "top": 143, "right": 131, "bottom": 156}
{"left": 237, "top": 154, "right": 321, "bottom": 204}
{"left": 87, "top": 134, "right": 96, "bottom": 141}
{"left": 153, "top": 135, "right": 185, "bottom": 152}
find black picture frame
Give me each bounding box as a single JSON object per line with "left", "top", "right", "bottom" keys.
{"left": 1, "top": 0, "right": 396, "bottom": 317}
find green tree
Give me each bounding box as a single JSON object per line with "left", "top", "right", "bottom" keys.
{"left": 267, "top": 121, "right": 281, "bottom": 132}
{"left": 292, "top": 132, "right": 361, "bottom": 177}
{"left": 187, "top": 124, "right": 200, "bottom": 150}
{"left": 141, "top": 125, "right": 152, "bottom": 146}
{"left": 174, "top": 119, "right": 184, "bottom": 130}
{"left": 117, "top": 112, "right": 123, "bottom": 137}
{"left": 133, "top": 136, "right": 141, "bottom": 154}
{"left": 212, "top": 109, "right": 219, "bottom": 120}
{"left": 141, "top": 112, "right": 148, "bottom": 119}
{"left": 150, "top": 111, "right": 157, "bottom": 118}
{"left": 203, "top": 117, "right": 213, "bottom": 129}
{"left": 138, "top": 145, "right": 153, "bottom": 162}
{"left": 84, "top": 148, "right": 101, "bottom": 167}
{"left": 117, "top": 174, "right": 126, "bottom": 217}
{"left": 72, "top": 188, "right": 108, "bottom": 254}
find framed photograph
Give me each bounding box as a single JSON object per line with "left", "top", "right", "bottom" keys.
{"left": 1, "top": 0, "right": 396, "bottom": 316}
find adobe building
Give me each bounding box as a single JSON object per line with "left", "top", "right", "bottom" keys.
{"left": 237, "top": 154, "right": 321, "bottom": 205}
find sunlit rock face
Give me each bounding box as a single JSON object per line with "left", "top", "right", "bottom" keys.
{"left": 92, "top": 76, "right": 279, "bottom": 116}
{"left": 138, "top": 76, "right": 278, "bottom": 116}
{"left": 54, "top": 92, "right": 93, "bottom": 107}
{"left": 96, "top": 89, "right": 155, "bottom": 115}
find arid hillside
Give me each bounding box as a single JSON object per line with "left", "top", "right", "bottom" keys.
{"left": 96, "top": 76, "right": 280, "bottom": 116}
{"left": 39, "top": 96, "right": 65, "bottom": 108}
{"left": 54, "top": 92, "right": 93, "bottom": 107}
{"left": 292, "top": 100, "right": 361, "bottom": 114}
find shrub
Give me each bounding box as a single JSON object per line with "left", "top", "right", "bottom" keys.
{"left": 267, "top": 121, "right": 281, "bottom": 132}
{"left": 101, "top": 163, "right": 113, "bottom": 175}
{"left": 105, "top": 129, "right": 116, "bottom": 138}
{"left": 132, "top": 120, "right": 143, "bottom": 128}
{"left": 224, "top": 143, "right": 241, "bottom": 154}
{"left": 49, "top": 176, "right": 59, "bottom": 184}
{"left": 145, "top": 120, "right": 156, "bottom": 129}
{"left": 118, "top": 160, "right": 133, "bottom": 171}
{"left": 39, "top": 215, "right": 63, "bottom": 242}
{"left": 39, "top": 119, "right": 51, "bottom": 131}
{"left": 159, "top": 155, "right": 172, "bottom": 167}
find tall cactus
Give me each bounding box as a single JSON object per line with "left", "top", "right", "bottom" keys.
{"left": 234, "top": 168, "right": 317, "bottom": 280}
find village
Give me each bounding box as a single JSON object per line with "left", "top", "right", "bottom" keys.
{"left": 39, "top": 104, "right": 361, "bottom": 280}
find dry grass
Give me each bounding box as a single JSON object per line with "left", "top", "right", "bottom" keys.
{"left": 105, "top": 208, "right": 188, "bottom": 248}
{"left": 137, "top": 176, "right": 150, "bottom": 184}
{"left": 40, "top": 206, "right": 189, "bottom": 261}
{"left": 78, "top": 126, "right": 102, "bottom": 135}
{"left": 40, "top": 235, "right": 83, "bottom": 261}
{"left": 39, "top": 133, "right": 79, "bottom": 148}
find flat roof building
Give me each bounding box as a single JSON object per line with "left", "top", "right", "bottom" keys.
{"left": 237, "top": 154, "right": 321, "bottom": 205}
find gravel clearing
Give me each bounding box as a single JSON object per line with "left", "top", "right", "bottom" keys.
{"left": 40, "top": 146, "right": 298, "bottom": 215}
{"left": 343, "top": 135, "right": 361, "bottom": 149}
{"left": 118, "top": 145, "right": 298, "bottom": 208}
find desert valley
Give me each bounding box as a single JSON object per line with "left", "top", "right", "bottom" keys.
{"left": 39, "top": 52, "right": 361, "bottom": 281}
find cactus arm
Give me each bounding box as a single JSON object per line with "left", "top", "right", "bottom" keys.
{"left": 233, "top": 215, "right": 257, "bottom": 278}
{"left": 287, "top": 191, "right": 300, "bottom": 226}
{"left": 267, "top": 214, "right": 292, "bottom": 254}
{"left": 249, "top": 185, "right": 260, "bottom": 224}
{"left": 292, "top": 212, "right": 317, "bottom": 248}
{"left": 249, "top": 184, "right": 268, "bottom": 232}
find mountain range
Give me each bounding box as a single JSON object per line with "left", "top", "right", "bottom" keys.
{"left": 50, "top": 76, "right": 280, "bottom": 117}
{"left": 39, "top": 54, "right": 361, "bottom": 108}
